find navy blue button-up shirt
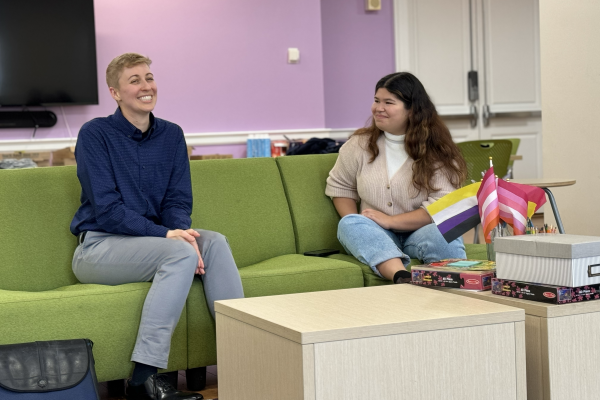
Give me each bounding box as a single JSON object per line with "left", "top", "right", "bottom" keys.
{"left": 70, "top": 108, "right": 192, "bottom": 237}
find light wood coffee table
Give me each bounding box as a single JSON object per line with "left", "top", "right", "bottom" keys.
{"left": 215, "top": 284, "right": 526, "bottom": 400}
{"left": 440, "top": 288, "right": 600, "bottom": 399}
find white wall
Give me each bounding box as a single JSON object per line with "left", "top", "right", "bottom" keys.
{"left": 539, "top": 0, "right": 600, "bottom": 235}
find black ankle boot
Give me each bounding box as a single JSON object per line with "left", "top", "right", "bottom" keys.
{"left": 126, "top": 373, "right": 204, "bottom": 400}
{"left": 393, "top": 269, "right": 412, "bottom": 284}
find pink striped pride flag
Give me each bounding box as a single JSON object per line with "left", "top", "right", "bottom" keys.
{"left": 476, "top": 167, "right": 500, "bottom": 244}
{"left": 509, "top": 182, "right": 547, "bottom": 218}
{"left": 497, "top": 179, "right": 528, "bottom": 235}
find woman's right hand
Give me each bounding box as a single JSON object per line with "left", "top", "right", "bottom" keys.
{"left": 166, "top": 229, "right": 205, "bottom": 274}
{"left": 361, "top": 208, "right": 393, "bottom": 229}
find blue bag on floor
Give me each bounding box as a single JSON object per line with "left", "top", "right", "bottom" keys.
{"left": 0, "top": 339, "right": 100, "bottom": 399}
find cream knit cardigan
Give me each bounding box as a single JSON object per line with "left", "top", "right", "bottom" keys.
{"left": 325, "top": 134, "right": 457, "bottom": 217}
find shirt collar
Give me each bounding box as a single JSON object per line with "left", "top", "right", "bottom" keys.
{"left": 112, "top": 107, "right": 156, "bottom": 141}
{"left": 384, "top": 131, "right": 405, "bottom": 144}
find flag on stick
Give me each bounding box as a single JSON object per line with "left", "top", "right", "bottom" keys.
{"left": 476, "top": 167, "right": 500, "bottom": 243}
{"left": 426, "top": 182, "right": 482, "bottom": 243}
{"left": 497, "top": 179, "right": 528, "bottom": 235}
{"left": 509, "top": 182, "right": 547, "bottom": 217}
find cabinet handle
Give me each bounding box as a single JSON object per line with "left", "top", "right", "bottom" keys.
{"left": 468, "top": 71, "right": 479, "bottom": 102}
{"left": 482, "top": 105, "right": 541, "bottom": 126}
{"left": 470, "top": 104, "right": 478, "bottom": 128}
{"left": 482, "top": 104, "right": 491, "bottom": 127}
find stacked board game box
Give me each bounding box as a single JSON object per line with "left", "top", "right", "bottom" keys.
{"left": 491, "top": 278, "right": 600, "bottom": 304}
{"left": 411, "top": 259, "right": 496, "bottom": 291}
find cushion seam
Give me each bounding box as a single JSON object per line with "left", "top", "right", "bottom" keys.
{"left": 0, "top": 286, "right": 150, "bottom": 305}
{"left": 241, "top": 266, "right": 362, "bottom": 279}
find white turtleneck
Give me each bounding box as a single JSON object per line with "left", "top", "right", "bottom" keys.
{"left": 384, "top": 131, "right": 409, "bottom": 180}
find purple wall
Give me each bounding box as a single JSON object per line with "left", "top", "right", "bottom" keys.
{"left": 2, "top": 0, "right": 398, "bottom": 154}
{"left": 2, "top": 0, "right": 325, "bottom": 141}
{"left": 320, "top": 0, "right": 396, "bottom": 129}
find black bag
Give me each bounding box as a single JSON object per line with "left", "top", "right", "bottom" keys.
{"left": 286, "top": 137, "right": 345, "bottom": 155}
{"left": 0, "top": 339, "right": 100, "bottom": 399}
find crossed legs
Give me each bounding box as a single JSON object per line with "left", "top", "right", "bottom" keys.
{"left": 72, "top": 229, "right": 244, "bottom": 368}
{"left": 337, "top": 214, "right": 466, "bottom": 281}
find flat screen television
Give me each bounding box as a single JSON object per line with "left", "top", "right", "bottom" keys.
{"left": 0, "top": 0, "right": 98, "bottom": 107}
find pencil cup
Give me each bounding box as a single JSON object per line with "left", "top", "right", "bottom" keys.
{"left": 486, "top": 224, "right": 512, "bottom": 261}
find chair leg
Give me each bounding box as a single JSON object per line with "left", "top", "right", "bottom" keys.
{"left": 473, "top": 224, "right": 480, "bottom": 244}
{"left": 164, "top": 370, "right": 179, "bottom": 389}
{"left": 543, "top": 187, "right": 566, "bottom": 233}
{"left": 107, "top": 379, "right": 125, "bottom": 397}
{"left": 186, "top": 367, "right": 207, "bottom": 391}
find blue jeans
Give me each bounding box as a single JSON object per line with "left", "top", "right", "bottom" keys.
{"left": 337, "top": 214, "right": 466, "bottom": 278}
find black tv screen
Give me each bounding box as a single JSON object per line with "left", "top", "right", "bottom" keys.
{"left": 0, "top": 0, "right": 98, "bottom": 107}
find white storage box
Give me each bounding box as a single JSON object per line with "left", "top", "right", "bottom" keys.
{"left": 494, "top": 234, "right": 600, "bottom": 287}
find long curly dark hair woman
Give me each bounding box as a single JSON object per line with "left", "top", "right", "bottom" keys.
{"left": 354, "top": 72, "right": 467, "bottom": 192}
{"left": 325, "top": 71, "right": 468, "bottom": 285}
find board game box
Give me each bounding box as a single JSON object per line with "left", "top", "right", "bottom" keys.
{"left": 411, "top": 259, "right": 496, "bottom": 291}
{"left": 491, "top": 278, "right": 600, "bottom": 304}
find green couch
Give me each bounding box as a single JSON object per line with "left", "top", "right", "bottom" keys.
{"left": 0, "top": 153, "right": 486, "bottom": 387}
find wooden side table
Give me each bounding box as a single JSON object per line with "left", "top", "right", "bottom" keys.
{"left": 440, "top": 288, "right": 600, "bottom": 399}
{"left": 216, "top": 285, "right": 526, "bottom": 400}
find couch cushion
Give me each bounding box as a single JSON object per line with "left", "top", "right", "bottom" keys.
{"left": 189, "top": 158, "right": 296, "bottom": 268}
{"left": 0, "top": 167, "right": 80, "bottom": 291}
{"left": 465, "top": 243, "right": 487, "bottom": 260}
{"left": 276, "top": 154, "right": 344, "bottom": 254}
{"left": 0, "top": 283, "right": 188, "bottom": 382}
{"left": 329, "top": 254, "right": 419, "bottom": 287}
{"left": 239, "top": 254, "right": 364, "bottom": 298}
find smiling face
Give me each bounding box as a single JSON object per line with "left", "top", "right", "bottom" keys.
{"left": 109, "top": 63, "right": 157, "bottom": 120}
{"left": 371, "top": 88, "right": 409, "bottom": 136}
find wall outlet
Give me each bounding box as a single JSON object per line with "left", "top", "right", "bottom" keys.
{"left": 366, "top": 0, "right": 381, "bottom": 11}
{"left": 288, "top": 48, "right": 300, "bottom": 64}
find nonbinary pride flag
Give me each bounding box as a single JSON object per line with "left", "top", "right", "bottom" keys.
{"left": 476, "top": 167, "right": 500, "bottom": 244}
{"left": 426, "top": 182, "right": 481, "bottom": 243}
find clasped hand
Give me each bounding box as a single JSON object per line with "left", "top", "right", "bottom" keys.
{"left": 166, "top": 229, "right": 205, "bottom": 275}
{"left": 361, "top": 209, "right": 393, "bottom": 230}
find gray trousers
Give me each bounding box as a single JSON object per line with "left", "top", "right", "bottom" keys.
{"left": 72, "top": 229, "right": 244, "bottom": 369}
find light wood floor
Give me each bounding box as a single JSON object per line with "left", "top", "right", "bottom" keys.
{"left": 98, "top": 366, "right": 219, "bottom": 399}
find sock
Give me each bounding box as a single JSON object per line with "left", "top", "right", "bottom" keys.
{"left": 393, "top": 269, "right": 411, "bottom": 284}
{"left": 130, "top": 362, "right": 158, "bottom": 386}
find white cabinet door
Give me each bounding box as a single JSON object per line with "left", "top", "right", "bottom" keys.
{"left": 396, "top": 0, "right": 473, "bottom": 115}
{"left": 481, "top": 0, "right": 540, "bottom": 113}
{"left": 394, "top": 0, "right": 542, "bottom": 179}
{"left": 477, "top": 0, "right": 542, "bottom": 179}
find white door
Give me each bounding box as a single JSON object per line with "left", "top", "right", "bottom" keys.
{"left": 394, "top": 0, "right": 542, "bottom": 179}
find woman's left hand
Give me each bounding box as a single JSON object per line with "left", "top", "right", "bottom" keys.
{"left": 361, "top": 209, "right": 393, "bottom": 229}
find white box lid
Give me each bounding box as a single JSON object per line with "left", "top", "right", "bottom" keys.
{"left": 495, "top": 234, "right": 600, "bottom": 259}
